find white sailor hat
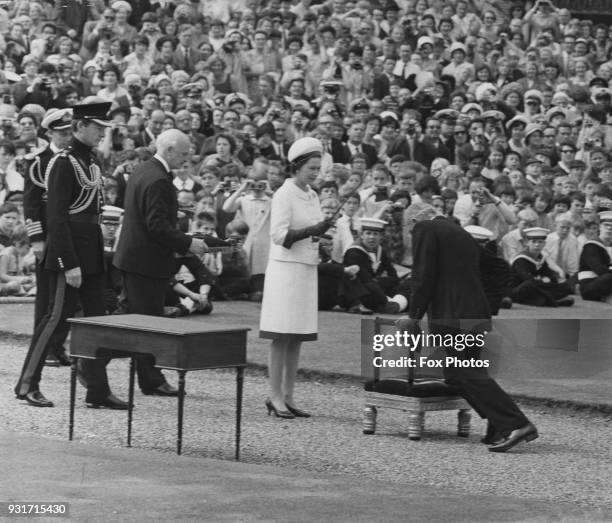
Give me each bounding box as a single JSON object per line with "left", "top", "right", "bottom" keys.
{"left": 101, "top": 205, "right": 123, "bottom": 223}
{"left": 287, "top": 137, "right": 323, "bottom": 164}
{"left": 360, "top": 217, "right": 387, "bottom": 231}
{"left": 598, "top": 210, "right": 612, "bottom": 222}
{"left": 465, "top": 225, "right": 493, "bottom": 241}
{"left": 41, "top": 108, "right": 73, "bottom": 130}
{"left": 523, "top": 227, "right": 550, "bottom": 240}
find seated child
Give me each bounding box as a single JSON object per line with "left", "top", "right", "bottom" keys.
{"left": 0, "top": 225, "right": 34, "bottom": 296}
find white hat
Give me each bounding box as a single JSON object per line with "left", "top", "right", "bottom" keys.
{"left": 101, "top": 205, "right": 124, "bottom": 222}
{"left": 505, "top": 114, "right": 529, "bottom": 129}
{"left": 417, "top": 36, "right": 434, "bottom": 48}
{"left": 379, "top": 110, "right": 399, "bottom": 120}
{"left": 524, "top": 89, "right": 543, "bottom": 103}
{"left": 449, "top": 42, "right": 466, "bottom": 55}
{"left": 523, "top": 227, "right": 550, "bottom": 240}
{"left": 360, "top": 218, "right": 387, "bottom": 231}
{"left": 481, "top": 110, "right": 505, "bottom": 121}
{"left": 465, "top": 225, "right": 493, "bottom": 241}
{"left": 461, "top": 102, "right": 483, "bottom": 114}
{"left": 524, "top": 123, "right": 543, "bottom": 139}
{"left": 111, "top": 0, "right": 132, "bottom": 13}
{"left": 287, "top": 137, "right": 323, "bottom": 163}
{"left": 475, "top": 83, "right": 497, "bottom": 101}
{"left": 546, "top": 106, "right": 568, "bottom": 122}
{"left": 41, "top": 108, "right": 73, "bottom": 130}
{"left": 599, "top": 211, "right": 612, "bottom": 222}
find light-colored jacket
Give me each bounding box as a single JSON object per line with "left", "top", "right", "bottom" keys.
{"left": 269, "top": 178, "right": 322, "bottom": 266}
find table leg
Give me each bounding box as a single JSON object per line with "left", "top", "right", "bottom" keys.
{"left": 177, "top": 370, "right": 186, "bottom": 456}
{"left": 69, "top": 357, "right": 77, "bottom": 441}
{"left": 127, "top": 358, "right": 135, "bottom": 447}
{"left": 235, "top": 366, "right": 244, "bottom": 461}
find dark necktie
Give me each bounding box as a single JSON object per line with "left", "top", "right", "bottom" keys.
{"left": 184, "top": 47, "right": 191, "bottom": 70}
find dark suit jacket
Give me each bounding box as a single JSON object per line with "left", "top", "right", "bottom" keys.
{"left": 342, "top": 142, "right": 378, "bottom": 168}
{"left": 409, "top": 217, "right": 491, "bottom": 332}
{"left": 172, "top": 46, "right": 206, "bottom": 74}
{"left": 413, "top": 137, "right": 451, "bottom": 169}
{"left": 330, "top": 137, "right": 351, "bottom": 164}
{"left": 114, "top": 157, "right": 192, "bottom": 279}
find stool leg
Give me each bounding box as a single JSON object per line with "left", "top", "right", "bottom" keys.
{"left": 408, "top": 411, "right": 424, "bottom": 440}
{"left": 457, "top": 409, "right": 471, "bottom": 437}
{"left": 363, "top": 405, "right": 377, "bottom": 434}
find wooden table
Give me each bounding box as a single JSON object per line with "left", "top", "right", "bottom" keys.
{"left": 67, "top": 314, "right": 249, "bottom": 459}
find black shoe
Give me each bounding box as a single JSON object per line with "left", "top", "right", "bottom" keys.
{"left": 555, "top": 297, "right": 574, "bottom": 307}
{"left": 86, "top": 393, "right": 128, "bottom": 410}
{"left": 265, "top": 399, "right": 294, "bottom": 419}
{"left": 488, "top": 423, "right": 538, "bottom": 453}
{"left": 481, "top": 422, "right": 498, "bottom": 445}
{"left": 142, "top": 383, "right": 179, "bottom": 396}
{"left": 17, "top": 390, "right": 54, "bottom": 407}
{"left": 286, "top": 404, "right": 311, "bottom": 418}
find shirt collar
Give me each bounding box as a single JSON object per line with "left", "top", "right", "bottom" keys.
{"left": 154, "top": 154, "right": 170, "bottom": 174}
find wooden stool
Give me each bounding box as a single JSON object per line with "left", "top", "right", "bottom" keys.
{"left": 363, "top": 386, "right": 471, "bottom": 440}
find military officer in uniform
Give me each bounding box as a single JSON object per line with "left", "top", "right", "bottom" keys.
{"left": 578, "top": 211, "right": 612, "bottom": 302}
{"left": 15, "top": 101, "right": 126, "bottom": 409}
{"left": 510, "top": 227, "right": 574, "bottom": 307}
{"left": 22, "top": 108, "right": 74, "bottom": 367}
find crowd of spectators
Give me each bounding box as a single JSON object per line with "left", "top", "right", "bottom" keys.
{"left": 1, "top": 0, "right": 612, "bottom": 312}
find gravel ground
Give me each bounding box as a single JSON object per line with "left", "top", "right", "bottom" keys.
{"left": 2, "top": 337, "right": 612, "bottom": 515}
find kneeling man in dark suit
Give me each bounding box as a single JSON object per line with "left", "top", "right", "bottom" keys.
{"left": 397, "top": 206, "right": 538, "bottom": 453}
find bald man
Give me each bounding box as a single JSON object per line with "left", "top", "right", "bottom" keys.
{"left": 114, "top": 130, "right": 208, "bottom": 396}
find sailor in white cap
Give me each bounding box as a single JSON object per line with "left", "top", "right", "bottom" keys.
{"left": 260, "top": 136, "right": 333, "bottom": 419}
{"left": 342, "top": 217, "right": 409, "bottom": 314}
{"left": 466, "top": 225, "right": 513, "bottom": 314}
{"left": 510, "top": 227, "right": 574, "bottom": 307}
{"left": 578, "top": 210, "right": 612, "bottom": 303}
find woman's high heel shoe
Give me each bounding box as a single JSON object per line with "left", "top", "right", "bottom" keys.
{"left": 265, "top": 399, "right": 295, "bottom": 419}
{"left": 286, "top": 404, "right": 311, "bottom": 418}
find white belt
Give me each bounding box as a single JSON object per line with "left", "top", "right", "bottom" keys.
{"left": 578, "top": 271, "right": 598, "bottom": 281}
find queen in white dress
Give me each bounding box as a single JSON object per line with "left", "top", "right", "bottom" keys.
{"left": 259, "top": 137, "right": 332, "bottom": 419}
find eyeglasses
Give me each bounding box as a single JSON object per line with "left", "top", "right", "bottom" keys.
{"left": 561, "top": 149, "right": 574, "bottom": 153}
